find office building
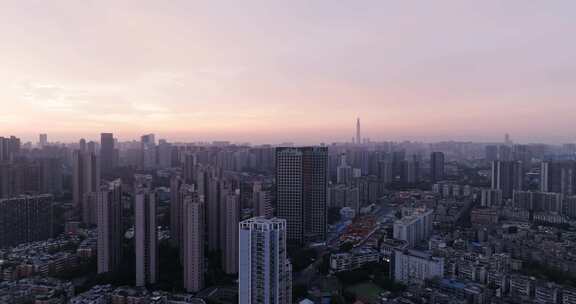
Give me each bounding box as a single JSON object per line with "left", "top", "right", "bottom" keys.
{"left": 239, "top": 217, "right": 292, "bottom": 304}
{"left": 0, "top": 195, "right": 53, "bottom": 248}
{"left": 276, "top": 147, "right": 328, "bottom": 244}
{"left": 182, "top": 185, "right": 204, "bottom": 293}
{"left": 96, "top": 179, "right": 123, "bottom": 274}
{"left": 135, "top": 180, "right": 157, "bottom": 286}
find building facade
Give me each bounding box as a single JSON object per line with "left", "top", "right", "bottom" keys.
{"left": 239, "top": 217, "right": 292, "bottom": 304}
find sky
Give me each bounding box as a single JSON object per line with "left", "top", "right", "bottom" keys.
{"left": 1, "top": 1, "right": 576, "bottom": 144}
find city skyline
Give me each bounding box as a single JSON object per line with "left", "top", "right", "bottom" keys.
{"left": 2, "top": 1, "right": 576, "bottom": 144}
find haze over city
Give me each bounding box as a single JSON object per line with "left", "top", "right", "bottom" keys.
{"left": 2, "top": 0, "right": 576, "bottom": 144}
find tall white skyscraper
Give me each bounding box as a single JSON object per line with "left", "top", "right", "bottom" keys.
{"left": 182, "top": 185, "right": 204, "bottom": 293}
{"left": 135, "top": 177, "right": 157, "bottom": 287}
{"left": 96, "top": 179, "right": 123, "bottom": 274}
{"left": 239, "top": 217, "right": 292, "bottom": 304}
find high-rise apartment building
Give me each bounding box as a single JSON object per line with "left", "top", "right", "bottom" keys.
{"left": 491, "top": 160, "right": 523, "bottom": 199}
{"left": 512, "top": 191, "right": 563, "bottom": 213}
{"left": 276, "top": 147, "right": 328, "bottom": 244}
{"left": 0, "top": 136, "right": 20, "bottom": 162}
{"left": 73, "top": 148, "right": 100, "bottom": 223}
{"left": 170, "top": 175, "right": 184, "bottom": 248}
{"left": 239, "top": 217, "right": 292, "bottom": 304}
{"left": 182, "top": 184, "right": 204, "bottom": 293}
{"left": 393, "top": 209, "right": 433, "bottom": 248}
{"left": 253, "top": 182, "right": 273, "bottom": 218}
{"left": 0, "top": 194, "right": 53, "bottom": 248}
{"left": 392, "top": 249, "right": 444, "bottom": 285}
{"left": 430, "top": 152, "right": 445, "bottom": 182}
{"left": 400, "top": 156, "right": 421, "bottom": 184}
{"left": 336, "top": 154, "right": 353, "bottom": 185}
{"left": 223, "top": 190, "right": 239, "bottom": 275}
{"left": 141, "top": 134, "right": 157, "bottom": 169}
{"left": 485, "top": 145, "right": 499, "bottom": 161}
{"left": 206, "top": 173, "right": 221, "bottom": 252}
{"left": 96, "top": 179, "right": 123, "bottom": 274}
{"left": 540, "top": 161, "right": 576, "bottom": 196}
{"left": 157, "top": 139, "right": 173, "bottom": 168}
{"left": 135, "top": 178, "right": 157, "bottom": 287}
{"left": 100, "top": 133, "right": 116, "bottom": 175}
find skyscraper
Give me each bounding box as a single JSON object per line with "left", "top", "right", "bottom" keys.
{"left": 0, "top": 194, "right": 54, "bottom": 248}
{"left": 336, "top": 154, "right": 353, "bottom": 185}
{"left": 0, "top": 136, "right": 20, "bottom": 162}
{"left": 400, "top": 155, "right": 421, "bottom": 184}
{"left": 430, "top": 152, "right": 446, "bottom": 182}
{"left": 38, "top": 134, "right": 47, "bottom": 148}
{"left": 182, "top": 184, "right": 204, "bottom": 293}
{"left": 141, "top": 134, "right": 157, "bottom": 169}
{"left": 276, "top": 147, "right": 328, "bottom": 244}
{"left": 253, "top": 182, "right": 273, "bottom": 218}
{"left": 135, "top": 176, "right": 157, "bottom": 287}
{"left": 356, "top": 118, "right": 361, "bottom": 145}
{"left": 157, "top": 139, "right": 173, "bottom": 168}
{"left": 239, "top": 217, "right": 292, "bottom": 304}
{"left": 170, "top": 175, "right": 184, "bottom": 248}
{"left": 491, "top": 160, "right": 523, "bottom": 199}
{"left": 73, "top": 147, "right": 100, "bottom": 223}
{"left": 222, "top": 189, "right": 240, "bottom": 275}
{"left": 96, "top": 179, "right": 123, "bottom": 274}
{"left": 540, "top": 161, "right": 576, "bottom": 195}
{"left": 100, "top": 133, "right": 116, "bottom": 175}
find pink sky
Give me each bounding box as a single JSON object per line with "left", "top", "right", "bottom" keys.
{"left": 1, "top": 1, "right": 576, "bottom": 144}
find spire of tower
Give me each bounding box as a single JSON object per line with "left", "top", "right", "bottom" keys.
{"left": 356, "top": 117, "right": 361, "bottom": 145}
